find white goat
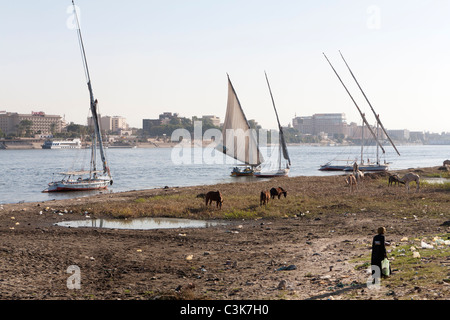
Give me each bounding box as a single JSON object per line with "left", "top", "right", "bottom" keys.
{"left": 354, "top": 169, "right": 364, "bottom": 183}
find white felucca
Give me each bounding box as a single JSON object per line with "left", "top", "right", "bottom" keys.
{"left": 254, "top": 72, "right": 291, "bottom": 178}
{"left": 43, "top": 1, "right": 112, "bottom": 192}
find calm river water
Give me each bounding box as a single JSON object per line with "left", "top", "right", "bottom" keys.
{"left": 1, "top": 144, "right": 449, "bottom": 204}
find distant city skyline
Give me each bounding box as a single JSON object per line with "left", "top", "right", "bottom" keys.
{"left": 1, "top": 1, "right": 449, "bottom": 133}
{"left": 1, "top": 108, "right": 447, "bottom": 137}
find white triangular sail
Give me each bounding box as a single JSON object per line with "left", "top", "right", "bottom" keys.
{"left": 216, "top": 75, "right": 263, "bottom": 166}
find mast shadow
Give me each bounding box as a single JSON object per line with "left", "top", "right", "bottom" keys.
{"left": 305, "top": 282, "right": 366, "bottom": 300}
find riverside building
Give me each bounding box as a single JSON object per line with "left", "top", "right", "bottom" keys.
{"left": 292, "top": 113, "right": 386, "bottom": 140}
{"left": 0, "top": 111, "right": 62, "bottom": 136}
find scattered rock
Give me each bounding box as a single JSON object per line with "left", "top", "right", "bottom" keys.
{"left": 277, "top": 280, "right": 287, "bottom": 290}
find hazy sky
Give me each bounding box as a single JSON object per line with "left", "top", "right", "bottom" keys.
{"left": 1, "top": 0, "right": 449, "bottom": 132}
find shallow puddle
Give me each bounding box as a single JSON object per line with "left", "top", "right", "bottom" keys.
{"left": 422, "top": 177, "right": 450, "bottom": 184}
{"left": 55, "top": 217, "right": 224, "bottom": 230}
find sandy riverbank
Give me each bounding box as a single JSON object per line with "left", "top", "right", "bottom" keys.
{"left": 0, "top": 166, "right": 448, "bottom": 301}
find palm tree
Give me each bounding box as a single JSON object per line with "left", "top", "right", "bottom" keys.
{"left": 17, "top": 120, "right": 33, "bottom": 137}
{"left": 50, "top": 123, "right": 57, "bottom": 137}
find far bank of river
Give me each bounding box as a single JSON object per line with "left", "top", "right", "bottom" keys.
{"left": 0, "top": 138, "right": 434, "bottom": 150}
{"left": 0, "top": 139, "right": 178, "bottom": 150}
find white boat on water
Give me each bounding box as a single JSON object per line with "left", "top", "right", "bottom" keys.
{"left": 44, "top": 171, "right": 111, "bottom": 192}
{"left": 43, "top": 1, "right": 112, "bottom": 193}
{"left": 253, "top": 166, "right": 290, "bottom": 178}
{"left": 319, "top": 160, "right": 389, "bottom": 172}
{"left": 254, "top": 72, "right": 291, "bottom": 178}
{"left": 42, "top": 138, "right": 82, "bottom": 149}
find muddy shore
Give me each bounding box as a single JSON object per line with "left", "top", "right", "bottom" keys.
{"left": 0, "top": 167, "right": 449, "bottom": 302}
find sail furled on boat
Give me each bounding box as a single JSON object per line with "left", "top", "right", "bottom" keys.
{"left": 322, "top": 52, "right": 385, "bottom": 154}
{"left": 338, "top": 50, "right": 400, "bottom": 157}
{"left": 279, "top": 127, "right": 291, "bottom": 166}
{"left": 72, "top": 0, "right": 111, "bottom": 180}
{"left": 264, "top": 71, "right": 291, "bottom": 167}
{"left": 216, "top": 75, "right": 263, "bottom": 166}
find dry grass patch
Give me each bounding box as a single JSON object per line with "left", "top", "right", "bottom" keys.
{"left": 62, "top": 167, "right": 450, "bottom": 224}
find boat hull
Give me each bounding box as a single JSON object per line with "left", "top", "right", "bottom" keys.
{"left": 345, "top": 164, "right": 389, "bottom": 172}
{"left": 319, "top": 165, "right": 352, "bottom": 171}
{"left": 254, "top": 169, "right": 289, "bottom": 178}
{"left": 44, "top": 179, "right": 110, "bottom": 193}
{"left": 320, "top": 163, "right": 389, "bottom": 172}
{"left": 231, "top": 166, "right": 255, "bottom": 177}
{"left": 231, "top": 171, "right": 254, "bottom": 177}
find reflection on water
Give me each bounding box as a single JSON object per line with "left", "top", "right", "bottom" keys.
{"left": 55, "top": 217, "right": 225, "bottom": 230}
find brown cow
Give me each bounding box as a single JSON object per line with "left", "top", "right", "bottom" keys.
{"left": 270, "top": 187, "right": 287, "bottom": 199}
{"left": 388, "top": 174, "right": 404, "bottom": 187}
{"left": 260, "top": 190, "right": 270, "bottom": 206}
{"left": 205, "top": 191, "right": 223, "bottom": 209}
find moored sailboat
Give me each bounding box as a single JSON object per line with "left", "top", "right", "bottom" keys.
{"left": 231, "top": 165, "right": 255, "bottom": 176}
{"left": 319, "top": 52, "right": 399, "bottom": 172}
{"left": 43, "top": 1, "right": 112, "bottom": 193}
{"left": 216, "top": 74, "right": 264, "bottom": 176}
{"left": 254, "top": 72, "right": 291, "bottom": 178}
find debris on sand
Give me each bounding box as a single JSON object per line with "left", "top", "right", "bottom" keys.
{"left": 276, "top": 265, "right": 297, "bottom": 271}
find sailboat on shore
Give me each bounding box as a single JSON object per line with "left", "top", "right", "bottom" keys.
{"left": 319, "top": 52, "right": 400, "bottom": 172}
{"left": 43, "top": 1, "right": 112, "bottom": 192}
{"left": 254, "top": 72, "right": 291, "bottom": 178}
{"left": 216, "top": 74, "right": 264, "bottom": 176}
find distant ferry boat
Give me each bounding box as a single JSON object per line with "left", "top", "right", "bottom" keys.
{"left": 42, "top": 138, "right": 82, "bottom": 149}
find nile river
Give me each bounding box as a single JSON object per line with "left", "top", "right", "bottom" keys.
{"left": 1, "top": 144, "right": 449, "bottom": 204}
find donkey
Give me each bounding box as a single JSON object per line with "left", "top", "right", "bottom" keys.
{"left": 398, "top": 173, "right": 420, "bottom": 192}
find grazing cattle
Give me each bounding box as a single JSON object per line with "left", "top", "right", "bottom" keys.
{"left": 205, "top": 191, "right": 223, "bottom": 209}
{"left": 398, "top": 173, "right": 420, "bottom": 192}
{"left": 260, "top": 190, "right": 270, "bottom": 206}
{"left": 388, "top": 174, "right": 404, "bottom": 187}
{"left": 345, "top": 174, "right": 357, "bottom": 193}
{"left": 444, "top": 160, "right": 450, "bottom": 166}
{"left": 270, "top": 187, "right": 287, "bottom": 199}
